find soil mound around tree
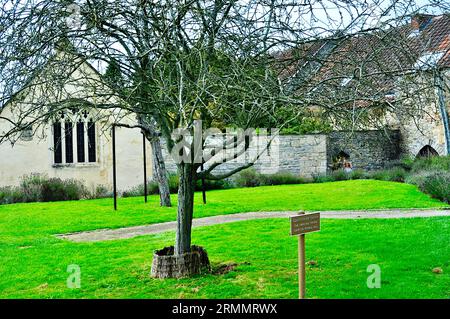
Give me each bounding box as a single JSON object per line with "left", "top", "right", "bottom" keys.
{"left": 151, "top": 245, "right": 210, "bottom": 278}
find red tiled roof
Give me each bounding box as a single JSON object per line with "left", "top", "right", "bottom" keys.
{"left": 277, "top": 14, "right": 450, "bottom": 100}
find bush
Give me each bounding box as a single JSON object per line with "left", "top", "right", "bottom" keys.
{"left": 260, "top": 171, "right": 307, "bottom": 186}
{"left": 407, "top": 171, "right": 450, "bottom": 203}
{"left": 0, "top": 186, "right": 24, "bottom": 204}
{"left": 40, "top": 178, "right": 88, "bottom": 202}
{"left": 369, "top": 168, "right": 406, "bottom": 182}
{"left": 331, "top": 169, "right": 348, "bottom": 181}
{"left": 93, "top": 185, "right": 112, "bottom": 199}
{"left": 348, "top": 169, "right": 367, "bottom": 180}
{"left": 234, "top": 168, "right": 307, "bottom": 188}
{"left": 312, "top": 173, "right": 335, "bottom": 183}
{"left": 168, "top": 174, "right": 179, "bottom": 193}
{"left": 195, "top": 178, "right": 234, "bottom": 191}
{"left": 0, "top": 174, "right": 89, "bottom": 204}
{"left": 411, "top": 156, "right": 450, "bottom": 173}
{"left": 19, "top": 173, "right": 46, "bottom": 202}
{"left": 234, "top": 168, "right": 262, "bottom": 187}
{"left": 122, "top": 180, "right": 159, "bottom": 198}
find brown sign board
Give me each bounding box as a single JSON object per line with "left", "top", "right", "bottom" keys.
{"left": 290, "top": 213, "right": 321, "bottom": 236}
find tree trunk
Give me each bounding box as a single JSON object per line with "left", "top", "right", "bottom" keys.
{"left": 175, "top": 163, "right": 196, "bottom": 255}
{"left": 150, "top": 136, "right": 172, "bottom": 207}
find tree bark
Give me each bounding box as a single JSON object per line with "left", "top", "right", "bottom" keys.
{"left": 150, "top": 136, "right": 172, "bottom": 207}
{"left": 175, "top": 163, "right": 196, "bottom": 255}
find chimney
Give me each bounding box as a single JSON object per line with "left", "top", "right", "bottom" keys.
{"left": 411, "top": 14, "right": 434, "bottom": 31}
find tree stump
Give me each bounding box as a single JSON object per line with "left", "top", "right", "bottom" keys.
{"left": 151, "top": 245, "right": 211, "bottom": 278}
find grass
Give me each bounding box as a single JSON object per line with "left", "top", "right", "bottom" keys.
{"left": 0, "top": 218, "right": 448, "bottom": 298}
{"left": 0, "top": 180, "right": 446, "bottom": 240}
{"left": 0, "top": 180, "right": 448, "bottom": 298}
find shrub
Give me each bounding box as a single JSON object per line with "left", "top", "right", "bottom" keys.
{"left": 168, "top": 174, "right": 179, "bottom": 193}
{"left": 40, "top": 178, "right": 87, "bottom": 202}
{"left": 411, "top": 156, "right": 450, "bottom": 173}
{"left": 331, "top": 169, "right": 349, "bottom": 181}
{"left": 0, "top": 186, "right": 24, "bottom": 204}
{"left": 408, "top": 171, "right": 450, "bottom": 203}
{"left": 369, "top": 168, "right": 406, "bottom": 182}
{"left": 348, "top": 169, "right": 367, "bottom": 180}
{"left": 0, "top": 174, "right": 89, "bottom": 204}
{"left": 19, "top": 173, "right": 46, "bottom": 202}
{"left": 234, "top": 168, "right": 262, "bottom": 187}
{"left": 234, "top": 168, "right": 308, "bottom": 188}
{"left": 93, "top": 185, "right": 112, "bottom": 199}
{"left": 122, "top": 180, "right": 159, "bottom": 198}
{"left": 386, "top": 168, "right": 407, "bottom": 182}
{"left": 260, "top": 171, "right": 307, "bottom": 186}
{"left": 195, "top": 178, "right": 234, "bottom": 191}
{"left": 312, "top": 173, "right": 335, "bottom": 183}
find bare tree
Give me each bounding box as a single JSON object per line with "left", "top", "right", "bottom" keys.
{"left": 1, "top": 0, "right": 448, "bottom": 276}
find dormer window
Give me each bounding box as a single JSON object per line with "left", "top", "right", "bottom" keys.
{"left": 414, "top": 51, "right": 444, "bottom": 70}
{"left": 340, "top": 77, "right": 352, "bottom": 87}
{"left": 384, "top": 91, "right": 397, "bottom": 101}
{"left": 408, "top": 29, "right": 420, "bottom": 38}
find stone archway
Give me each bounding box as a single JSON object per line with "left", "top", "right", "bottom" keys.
{"left": 337, "top": 150, "right": 350, "bottom": 160}
{"left": 416, "top": 145, "right": 439, "bottom": 158}
{"left": 332, "top": 150, "right": 350, "bottom": 170}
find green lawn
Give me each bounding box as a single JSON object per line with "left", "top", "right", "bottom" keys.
{"left": 0, "top": 180, "right": 446, "bottom": 241}
{"left": 0, "top": 180, "right": 448, "bottom": 298}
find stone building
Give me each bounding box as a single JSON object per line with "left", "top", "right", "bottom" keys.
{"left": 0, "top": 14, "right": 449, "bottom": 190}
{"left": 0, "top": 52, "right": 153, "bottom": 192}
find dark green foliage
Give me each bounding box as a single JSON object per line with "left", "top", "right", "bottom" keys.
{"left": 92, "top": 185, "right": 112, "bottom": 199}
{"left": 260, "top": 171, "right": 307, "bottom": 185}
{"left": 123, "top": 174, "right": 233, "bottom": 197}
{"left": 233, "top": 168, "right": 262, "bottom": 187}
{"left": 19, "top": 173, "right": 46, "bottom": 202}
{"left": 0, "top": 174, "right": 88, "bottom": 204}
{"left": 195, "top": 178, "right": 234, "bottom": 191}
{"left": 410, "top": 156, "right": 450, "bottom": 172}
{"left": 313, "top": 156, "right": 450, "bottom": 203}
{"left": 348, "top": 169, "right": 367, "bottom": 180}
{"left": 233, "top": 168, "right": 307, "bottom": 188}
{"left": 40, "top": 178, "right": 88, "bottom": 202}
{"left": 168, "top": 174, "right": 179, "bottom": 193}
{"left": 103, "top": 59, "right": 125, "bottom": 91}
{"left": 331, "top": 169, "right": 348, "bottom": 181}
{"left": 371, "top": 168, "right": 406, "bottom": 182}
{"left": 312, "top": 174, "right": 335, "bottom": 183}
{"left": 314, "top": 167, "right": 406, "bottom": 183}
{"left": 0, "top": 186, "right": 24, "bottom": 204}
{"left": 406, "top": 171, "right": 450, "bottom": 204}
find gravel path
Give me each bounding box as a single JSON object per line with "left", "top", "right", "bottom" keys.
{"left": 57, "top": 208, "right": 450, "bottom": 243}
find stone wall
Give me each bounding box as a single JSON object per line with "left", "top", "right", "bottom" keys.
{"left": 161, "top": 134, "right": 328, "bottom": 178}
{"left": 327, "top": 130, "right": 401, "bottom": 170}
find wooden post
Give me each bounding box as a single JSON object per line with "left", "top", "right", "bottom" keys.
{"left": 112, "top": 125, "right": 117, "bottom": 211}
{"left": 298, "top": 233, "right": 306, "bottom": 299}
{"left": 201, "top": 161, "right": 206, "bottom": 204}
{"left": 297, "top": 211, "right": 305, "bottom": 299}
{"left": 143, "top": 133, "right": 148, "bottom": 203}
{"left": 289, "top": 211, "right": 320, "bottom": 299}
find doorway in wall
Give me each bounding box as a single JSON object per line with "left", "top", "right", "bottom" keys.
{"left": 416, "top": 145, "right": 439, "bottom": 158}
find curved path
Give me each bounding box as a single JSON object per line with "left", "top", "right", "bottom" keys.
{"left": 57, "top": 208, "right": 450, "bottom": 243}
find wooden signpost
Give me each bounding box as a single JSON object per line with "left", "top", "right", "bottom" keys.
{"left": 290, "top": 211, "right": 321, "bottom": 299}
